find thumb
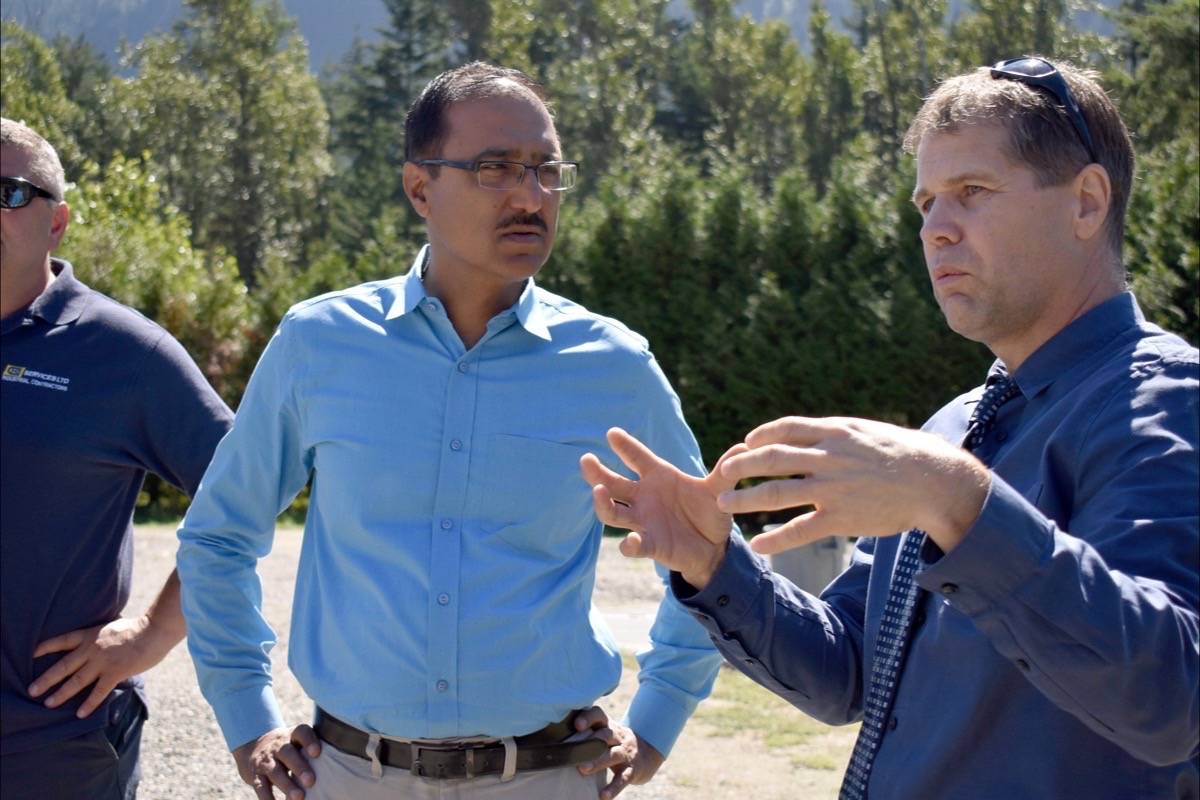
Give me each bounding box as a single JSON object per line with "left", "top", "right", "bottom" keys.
{"left": 618, "top": 531, "right": 654, "bottom": 559}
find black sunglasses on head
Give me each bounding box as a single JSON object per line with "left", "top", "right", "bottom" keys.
{"left": 990, "top": 56, "right": 1098, "bottom": 164}
{"left": 1, "top": 176, "right": 58, "bottom": 209}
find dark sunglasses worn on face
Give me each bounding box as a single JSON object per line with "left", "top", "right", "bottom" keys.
{"left": 414, "top": 159, "right": 580, "bottom": 192}
{"left": 0, "top": 177, "right": 58, "bottom": 209}
{"left": 990, "top": 56, "right": 1098, "bottom": 164}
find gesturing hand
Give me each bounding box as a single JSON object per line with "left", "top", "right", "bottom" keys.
{"left": 717, "top": 416, "right": 989, "bottom": 555}
{"left": 232, "top": 725, "right": 321, "bottom": 800}
{"left": 573, "top": 706, "right": 666, "bottom": 799}
{"left": 579, "top": 427, "right": 744, "bottom": 589}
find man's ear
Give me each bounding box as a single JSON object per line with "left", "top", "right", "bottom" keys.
{"left": 48, "top": 202, "right": 70, "bottom": 251}
{"left": 403, "top": 162, "right": 431, "bottom": 219}
{"left": 1072, "top": 162, "right": 1111, "bottom": 244}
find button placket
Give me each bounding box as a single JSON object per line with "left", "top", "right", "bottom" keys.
{"left": 425, "top": 350, "right": 480, "bottom": 723}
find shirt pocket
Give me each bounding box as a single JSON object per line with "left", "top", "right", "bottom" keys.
{"left": 471, "top": 433, "right": 595, "bottom": 559}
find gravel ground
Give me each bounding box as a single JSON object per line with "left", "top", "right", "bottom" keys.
{"left": 127, "top": 526, "right": 670, "bottom": 799}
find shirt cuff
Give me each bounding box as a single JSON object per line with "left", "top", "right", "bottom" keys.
{"left": 624, "top": 680, "right": 697, "bottom": 756}
{"left": 671, "top": 535, "right": 769, "bottom": 632}
{"left": 917, "top": 476, "right": 1055, "bottom": 616}
{"left": 211, "top": 683, "right": 287, "bottom": 751}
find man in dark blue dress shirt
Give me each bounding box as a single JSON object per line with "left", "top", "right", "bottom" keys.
{"left": 0, "top": 118, "right": 233, "bottom": 798}
{"left": 580, "top": 60, "right": 1199, "bottom": 797}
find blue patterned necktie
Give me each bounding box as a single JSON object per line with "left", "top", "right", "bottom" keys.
{"left": 839, "top": 373, "right": 1020, "bottom": 800}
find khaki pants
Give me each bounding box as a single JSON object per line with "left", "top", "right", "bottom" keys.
{"left": 306, "top": 741, "right": 607, "bottom": 799}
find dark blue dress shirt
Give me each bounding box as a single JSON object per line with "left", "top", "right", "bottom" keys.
{"left": 675, "top": 292, "right": 1199, "bottom": 798}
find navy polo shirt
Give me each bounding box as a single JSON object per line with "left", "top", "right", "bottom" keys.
{"left": 0, "top": 259, "right": 233, "bottom": 755}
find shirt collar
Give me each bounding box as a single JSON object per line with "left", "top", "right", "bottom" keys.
{"left": 3, "top": 259, "right": 90, "bottom": 335}
{"left": 384, "top": 245, "right": 552, "bottom": 341}
{"left": 1009, "top": 291, "right": 1142, "bottom": 398}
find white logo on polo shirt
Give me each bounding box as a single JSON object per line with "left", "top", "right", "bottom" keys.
{"left": 2, "top": 364, "right": 70, "bottom": 392}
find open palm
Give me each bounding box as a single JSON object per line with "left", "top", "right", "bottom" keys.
{"left": 580, "top": 428, "right": 742, "bottom": 585}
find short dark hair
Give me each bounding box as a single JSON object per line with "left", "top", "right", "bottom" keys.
{"left": 404, "top": 62, "right": 550, "bottom": 165}
{"left": 904, "top": 61, "right": 1135, "bottom": 256}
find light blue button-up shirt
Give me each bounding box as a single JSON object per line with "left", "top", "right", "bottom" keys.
{"left": 177, "top": 247, "right": 722, "bottom": 754}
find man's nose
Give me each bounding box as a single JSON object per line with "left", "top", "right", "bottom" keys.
{"left": 508, "top": 167, "right": 547, "bottom": 212}
{"left": 919, "top": 199, "right": 961, "bottom": 247}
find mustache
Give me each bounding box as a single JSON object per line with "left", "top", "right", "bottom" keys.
{"left": 497, "top": 213, "right": 547, "bottom": 231}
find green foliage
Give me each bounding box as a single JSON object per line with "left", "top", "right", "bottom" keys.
{"left": 0, "top": 21, "right": 84, "bottom": 173}
{"left": 1125, "top": 136, "right": 1200, "bottom": 342}
{"left": 116, "top": 0, "right": 332, "bottom": 287}
{"left": 57, "top": 153, "right": 255, "bottom": 404}
{"left": 3, "top": 0, "right": 1197, "bottom": 523}
{"left": 321, "top": 0, "right": 455, "bottom": 250}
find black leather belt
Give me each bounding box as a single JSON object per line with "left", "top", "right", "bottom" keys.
{"left": 313, "top": 707, "right": 609, "bottom": 779}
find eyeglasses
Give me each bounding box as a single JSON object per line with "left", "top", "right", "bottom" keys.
{"left": 990, "top": 56, "right": 1098, "bottom": 164}
{"left": 414, "top": 159, "right": 579, "bottom": 192}
{"left": 1, "top": 176, "right": 58, "bottom": 209}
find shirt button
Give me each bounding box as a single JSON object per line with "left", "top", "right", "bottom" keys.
{"left": 940, "top": 582, "right": 958, "bottom": 595}
{"left": 457, "top": 361, "right": 469, "bottom": 373}
{"left": 888, "top": 715, "right": 899, "bottom": 731}
{"left": 1015, "top": 658, "right": 1031, "bottom": 672}
{"left": 996, "top": 430, "right": 1008, "bottom": 442}
{"left": 440, "top": 518, "right": 453, "bottom": 530}
{"left": 436, "top": 680, "right": 449, "bottom": 693}
{"left": 450, "top": 439, "right": 463, "bottom": 451}
{"left": 437, "top": 593, "right": 450, "bottom": 606}
{"left": 717, "top": 595, "right": 730, "bottom": 607}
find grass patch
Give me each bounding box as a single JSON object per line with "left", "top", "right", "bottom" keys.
{"left": 794, "top": 752, "right": 842, "bottom": 771}
{"left": 696, "top": 664, "right": 846, "bottom": 750}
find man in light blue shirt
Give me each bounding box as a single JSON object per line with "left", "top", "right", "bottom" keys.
{"left": 176, "top": 62, "right": 723, "bottom": 799}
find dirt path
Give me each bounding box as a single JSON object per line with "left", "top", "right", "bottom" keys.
{"left": 128, "top": 525, "right": 850, "bottom": 799}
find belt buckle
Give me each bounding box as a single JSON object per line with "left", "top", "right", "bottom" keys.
{"left": 410, "top": 742, "right": 486, "bottom": 779}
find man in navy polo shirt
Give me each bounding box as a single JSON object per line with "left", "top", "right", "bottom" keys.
{"left": 0, "top": 118, "right": 233, "bottom": 798}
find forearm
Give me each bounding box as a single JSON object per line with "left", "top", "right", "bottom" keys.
{"left": 138, "top": 568, "right": 186, "bottom": 650}
{"left": 673, "top": 534, "right": 868, "bottom": 725}
{"left": 921, "top": 478, "right": 1200, "bottom": 764}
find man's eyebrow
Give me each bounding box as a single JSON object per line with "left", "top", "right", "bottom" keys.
{"left": 472, "top": 147, "right": 560, "bottom": 162}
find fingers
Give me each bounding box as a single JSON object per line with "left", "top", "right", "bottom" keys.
{"left": 32, "top": 629, "right": 86, "bottom": 658}
{"left": 591, "top": 485, "right": 641, "bottom": 531}
{"left": 743, "top": 416, "right": 833, "bottom": 449}
{"left": 75, "top": 676, "right": 118, "bottom": 718}
{"left": 290, "top": 723, "right": 322, "bottom": 760}
{"left": 719, "top": 444, "right": 825, "bottom": 484}
{"left": 251, "top": 777, "right": 273, "bottom": 800}
{"left": 747, "top": 512, "right": 837, "bottom": 555}
{"left": 272, "top": 741, "right": 315, "bottom": 792}
{"left": 43, "top": 663, "right": 99, "bottom": 708}
{"left": 601, "top": 767, "right": 631, "bottom": 800}
{"left": 580, "top": 454, "right": 638, "bottom": 502}
{"left": 704, "top": 442, "right": 750, "bottom": 494}
{"left": 617, "top": 532, "right": 652, "bottom": 560}
{"left": 574, "top": 706, "right": 609, "bottom": 732}
{"left": 605, "top": 428, "right": 665, "bottom": 477}
{"left": 28, "top": 647, "right": 86, "bottom": 698}
{"left": 718, "top": 477, "right": 817, "bottom": 514}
